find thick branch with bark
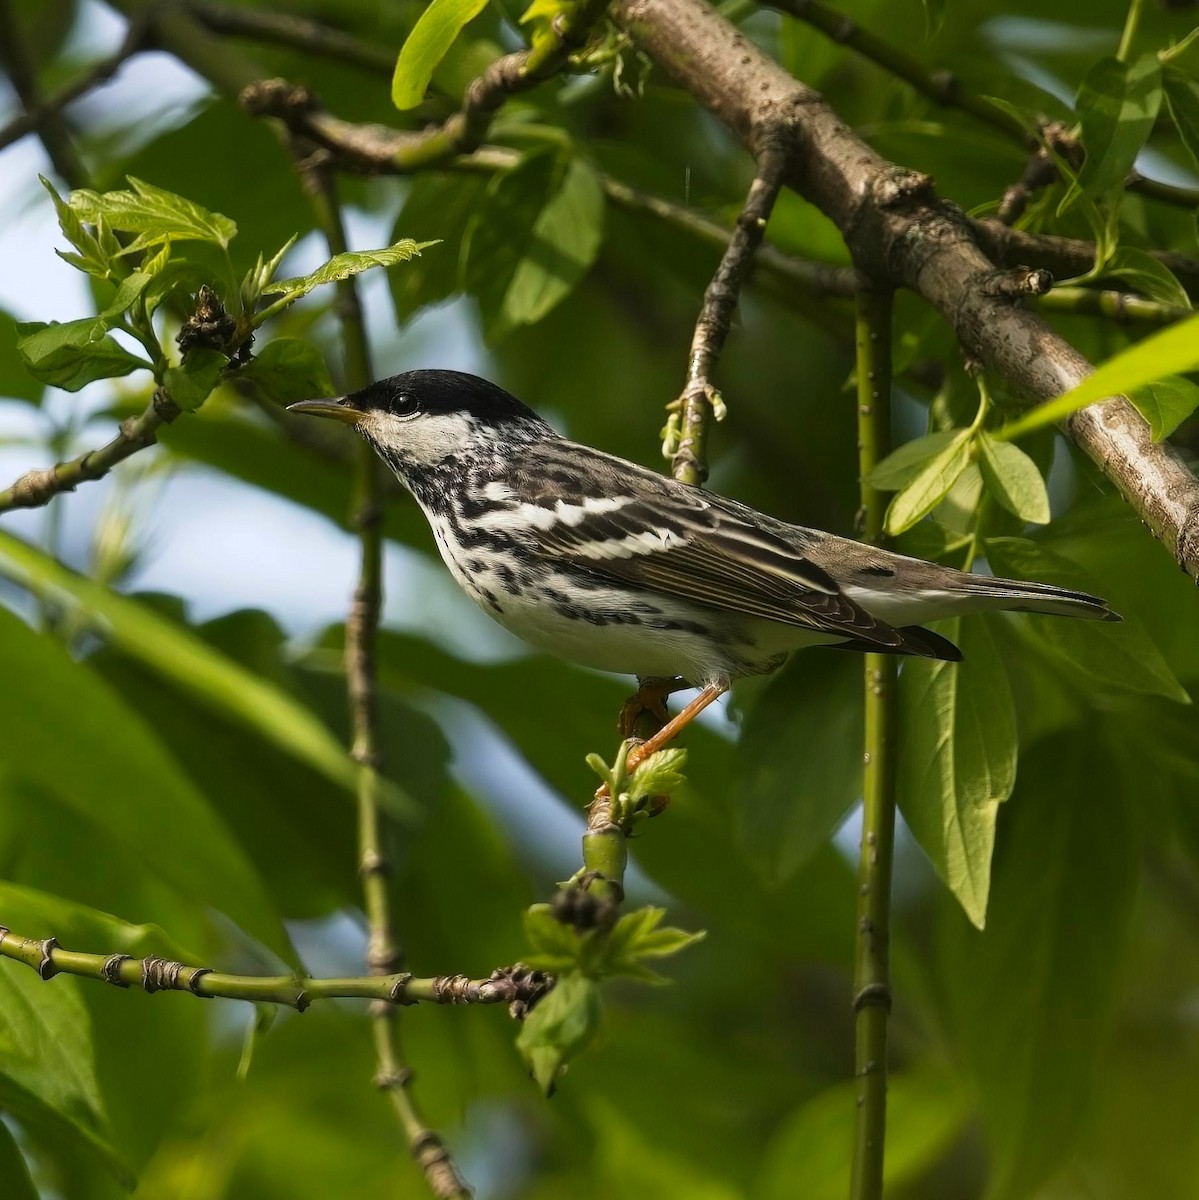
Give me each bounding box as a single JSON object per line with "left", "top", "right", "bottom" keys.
{"left": 611, "top": 0, "right": 1199, "bottom": 579}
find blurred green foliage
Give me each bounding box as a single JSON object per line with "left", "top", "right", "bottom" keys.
{"left": 1, "top": 0, "right": 1199, "bottom": 1196}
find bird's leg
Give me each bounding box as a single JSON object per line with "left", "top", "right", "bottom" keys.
{"left": 617, "top": 676, "right": 686, "bottom": 740}
{"left": 626, "top": 682, "right": 727, "bottom": 772}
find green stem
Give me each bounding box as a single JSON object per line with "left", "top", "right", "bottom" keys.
{"left": 0, "top": 927, "right": 548, "bottom": 1009}
{"left": 1117, "top": 0, "right": 1148, "bottom": 62}
{"left": 850, "top": 287, "right": 898, "bottom": 1200}
{"left": 300, "top": 157, "right": 470, "bottom": 1200}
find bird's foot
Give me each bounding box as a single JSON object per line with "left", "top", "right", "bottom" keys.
{"left": 617, "top": 677, "right": 681, "bottom": 740}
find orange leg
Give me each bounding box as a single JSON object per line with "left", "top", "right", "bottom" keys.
{"left": 626, "top": 682, "right": 727, "bottom": 771}
{"left": 617, "top": 677, "right": 683, "bottom": 739}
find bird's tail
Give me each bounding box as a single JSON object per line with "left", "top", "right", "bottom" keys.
{"left": 955, "top": 574, "right": 1120, "bottom": 622}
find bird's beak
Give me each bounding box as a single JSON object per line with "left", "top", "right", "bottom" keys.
{"left": 287, "top": 396, "right": 364, "bottom": 425}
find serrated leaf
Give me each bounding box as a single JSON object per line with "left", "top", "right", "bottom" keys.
{"left": 233, "top": 338, "right": 334, "bottom": 406}
{"left": 627, "top": 747, "right": 687, "bottom": 802}
{"left": 523, "top": 903, "right": 581, "bottom": 971}
{"left": 16, "top": 318, "right": 150, "bottom": 392}
{"left": 977, "top": 434, "right": 1050, "bottom": 524}
{"left": 1070, "top": 54, "right": 1162, "bottom": 205}
{"left": 41, "top": 175, "right": 109, "bottom": 278}
{"left": 0, "top": 531, "right": 411, "bottom": 817}
{"left": 898, "top": 617, "right": 1016, "bottom": 928}
{"left": 516, "top": 972, "right": 601, "bottom": 1095}
{"left": 164, "top": 347, "right": 226, "bottom": 412}
{"left": 735, "top": 653, "right": 863, "bottom": 884}
{"left": 998, "top": 309, "right": 1199, "bottom": 438}
{"left": 1164, "top": 63, "right": 1199, "bottom": 170}
{"left": 391, "top": 0, "right": 490, "bottom": 110}
{"left": 941, "top": 731, "right": 1139, "bottom": 1200}
{"left": 70, "top": 177, "right": 237, "bottom": 249}
{"left": 1128, "top": 374, "right": 1199, "bottom": 440}
{"left": 462, "top": 151, "right": 605, "bottom": 343}
{"left": 263, "top": 240, "right": 433, "bottom": 306}
{"left": 884, "top": 429, "right": 972, "bottom": 535}
{"left": 986, "top": 536, "right": 1189, "bottom": 702}
{"left": 863, "top": 429, "right": 964, "bottom": 490}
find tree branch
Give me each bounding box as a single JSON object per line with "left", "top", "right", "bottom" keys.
{"left": 612, "top": 0, "right": 1199, "bottom": 580}
{"left": 0, "top": 387, "right": 178, "bottom": 513}
{"left": 186, "top": 0, "right": 395, "bottom": 76}
{"left": 850, "top": 287, "right": 897, "bottom": 1200}
{"left": 668, "top": 147, "right": 786, "bottom": 485}
{"left": 0, "top": 927, "right": 551, "bottom": 1011}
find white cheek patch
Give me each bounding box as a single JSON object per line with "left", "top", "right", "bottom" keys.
{"left": 370, "top": 411, "right": 484, "bottom": 465}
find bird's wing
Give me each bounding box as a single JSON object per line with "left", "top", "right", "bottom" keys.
{"left": 503, "top": 442, "right": 910, "bottom": 650}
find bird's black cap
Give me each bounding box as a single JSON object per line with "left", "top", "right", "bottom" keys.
{"left": 288, "top": 370, "right": 541, "bottom": 426}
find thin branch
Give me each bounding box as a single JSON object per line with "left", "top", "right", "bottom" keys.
{"left": 0, "top": 388, "right": 178, "bottom": 513}
{"left": 849, "top": 287, "right": 898, "bottom": 1200}
{"left": 1036, "top": 285, "right": 1190, "bottom": 326}
{"left": 769, "top": 0, "right": 1199, "bottom": 210}
{"left": 668, "top": 147, "right": 786, "bottom": 485}
{"left": 0, "top": 927, "right": 552, "bottom": 1012}
{"left": 241, "top": 0, "right": 612, "bottom": 173}
{"left": 186, "top": 0, "right": 395, "bottom": 76}
{"left": 0, "top": 13, "right": 151, "bottom": 155}
{"left": 612, "top": 0, "right": 1199, "bottom": 582}
{"left": 0, "top": 0, "right": 88, "bottom": 186}
{"left": 297, "top": 150, "right": 471, "bottom": 1200}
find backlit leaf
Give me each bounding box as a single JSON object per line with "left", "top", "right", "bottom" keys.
{"left": 391, "top": 0, "right": 490, "bottom": 110}
{"left": 884, "top": 429, "right": 972, "bottom": 534}
{"left": 263, "top": 240, "right": 433, "bottom": 306}
{"left": 977, "top": 434, "right": 1050, "bottom": 524}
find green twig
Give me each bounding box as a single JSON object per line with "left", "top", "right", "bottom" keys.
{"left": 0, "top": 928, "right": 551, "bottom": 1010}
{"left": 849, "top": 287, "right": 898, "bottom": 1200}
{"left": 297, "top": 150, "right": 471, "bottom": 1200}
{"left": 1117, "top": 0, "right": 1149, "bottom": 63}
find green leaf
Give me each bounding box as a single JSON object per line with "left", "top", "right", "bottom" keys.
{"left": 997, "top": 310, "right": 1199, "bottom": 438}
{"left": 627, "top": 747, "right": 687, "bottom": 803}
{"left": 735, "top": 652, "right": 864, "bottom": 884}
{"left": 0, "top": 312, "right": 45, "bottom": 404}
{"left": 69, "top": 176, "right": 237, "bottom": 250}
{"left": 263, "top": 240, "right": 433, "bottom": 307}
{"left": 1071, "top": 54, "right": 1162, "bottom": 203}
{"left": 977, "top": 434, "right": 1050, "bottom": 524}
{"left": 41, "top": 174, "right": 110, "bottom": 279}
{"left": 0, "top": 1120, "right": 38, "bottom": 1200}
{"left": 0, "top": 531, "right": 411, "bottom": 817}
{"left": 233, "top": 338, "right": 335, "bottom": 406}
{"left": 884, "top": 429, "right": 972, "bottom": 535}
{"left": 16, "top": 318, "right": 150, "bottom": 392}
{"left": 516, "top": 972, "right": 602, "bottom": 1095}
{"left": 0, "top": 608, "right": 290, "bottom": 959}
{"left": 1128, "top": 374, "right": 1199, "bottom": 440}
{"left": 523, "top": 903, "right": 582, "bottom": 973}
{"left": 758, "top": 1071, "right": 967, "bottom": 1200}
{"left": 1164, "top": 63, "right": 1199, "bottom": 170}
{"left": 164, "top": 347, "right": 226, "bottom": 412}
{"left": 898, "top": 617, "right": 1017, "bottom": 928}
{"left": 1098, "top": 246, "right": 1191, "bottom": 309}
{"left": 462, "top": 151, "right": 606, "bottom": 343}
{"left": 921, "top": 0, "right": 946, "bottom": 36}
{"left": 940, "top": 730, "right": 1140, "bottom": 1200}
{"left": 862, "top": 428, "right": 964, "bottom": 490}
{"left": 985, "top": 536, "right": 1189, "bottom": 702}
{"left": 391, "top": 0, "right": 490, "bottom": 110}
{"left": 389, "top": 174, "right": 489, "bottom": 321}
{"left": 599, "top": 905, "right": 704, "bottom": 981}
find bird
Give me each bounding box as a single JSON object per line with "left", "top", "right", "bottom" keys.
{"left": 289, "top": 369, "right": 1118, "bottom": 748}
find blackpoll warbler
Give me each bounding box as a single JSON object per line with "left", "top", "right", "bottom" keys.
{"left": 290, "top": 370, "right": 1116, "bottom": 734}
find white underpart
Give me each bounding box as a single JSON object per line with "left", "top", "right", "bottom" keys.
{"left": 844, "top": 584, "right": 1020, "bottom": 625}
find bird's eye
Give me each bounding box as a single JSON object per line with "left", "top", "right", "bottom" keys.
{"left": 391, "top": 392, "right": 419, "bottom": 418}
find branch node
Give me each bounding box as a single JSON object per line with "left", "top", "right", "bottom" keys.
{"left": 852, "top": 981, "right": 893, "bottom": 1013}
{"left": 141, "top": 957, "right": 186, "bottom": 993}
{"left": 186, "top": 967, "right": 213, "bottom": 996}
{"left": 433, "top": 974, "right": 474, "bottom": 1004}
{"left": 873, "top": 168, "right": 935, "bottom": 210}
{"left": 386, "top": 972, "right": 418, "bottom": 1006}
{"left": 238, "top": 76, "right": 315, "bottom": 119}
{"left": 374, "top": 1065, "right": 413, "bottom": 1091}
{"left": 979, "top": 265, "right": 1054, "bottom": 299}
{"left": 100, "top": 954, "right": 132, "bottom": 987}
{"left": 36, "top": 938, "right": 59, "bottom": 980}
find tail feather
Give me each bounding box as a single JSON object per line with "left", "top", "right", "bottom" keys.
{"left": 962, "top": 574, "right": 1120, "bottom": 622}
